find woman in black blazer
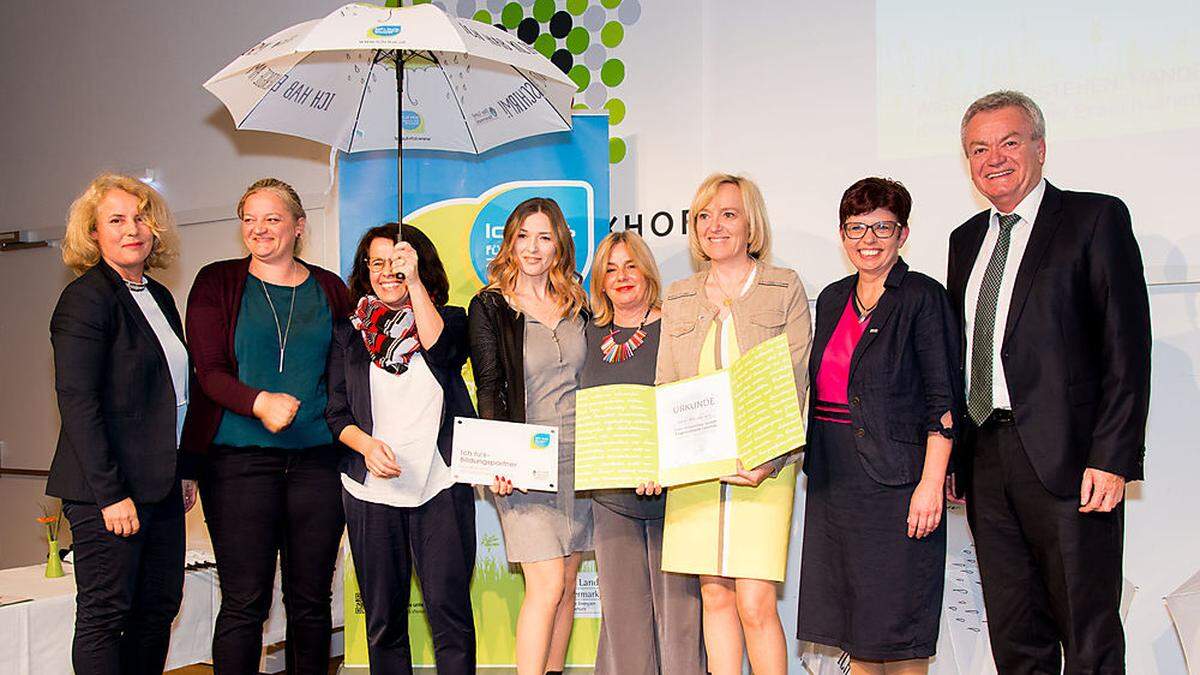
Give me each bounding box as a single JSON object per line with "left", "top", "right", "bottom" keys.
{"left": 795, "top": 178, "right": 961, "bottom": 674}
{"left": 47, "top": 173, "right": 195, "bottom": 675}
{"left": 325, "top": 223, "right": 476, "bottom": 674}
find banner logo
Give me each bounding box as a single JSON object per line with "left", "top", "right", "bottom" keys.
{"left": 531, "top": 432, "right": 552, "bottom": 449}
{"left": 370, "top": 25, "right": 402, "bottom": 37}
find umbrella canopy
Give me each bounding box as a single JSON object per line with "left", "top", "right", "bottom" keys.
{"left": 204, "top": 2, "right": 575, "bottom": 155}
{"left": 1166, "top": 568, "right": 1200, "bottom": 672}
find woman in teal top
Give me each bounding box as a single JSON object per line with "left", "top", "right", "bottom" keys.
{"left": 181, "top": 178, "right": 351, "bottom": 675}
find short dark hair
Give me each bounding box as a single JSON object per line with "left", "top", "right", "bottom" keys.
{"left": 839, "top": 177, "right": 913, "bottom": 227}
{"left": 347, "top": 223, "right": 450, "bottom": 306}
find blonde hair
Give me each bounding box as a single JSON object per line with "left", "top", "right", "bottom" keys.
{"left": 61, "top": 173, "right": 179, "bottom": 275}
{"left": 237, "top": 177, "right": 306, "bottom": 255}
{"left": 589, "top": 230, "right": 662, "bottom": 326}
{"left": 686, "top": 173, "right": 771, "bottom": 263}
{"left": 485, "top": 197, "right": 588, "bottom": 320}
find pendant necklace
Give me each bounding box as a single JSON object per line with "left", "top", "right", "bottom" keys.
{"left": 260, "top": 262, "right": 298, "bottom": 373}
{"left": 600, "top": 307, "right": 651, "bottom": 364}
{"left": 854, "top": 285, "right": 879, "bottom": 324}
{"left": 710, "top": 263, "right": 752, "bottom": 308}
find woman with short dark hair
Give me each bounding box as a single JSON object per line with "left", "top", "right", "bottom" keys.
{"left": 326, "top": 222, "right": 477, "bottom": 674}
{"left": 796, "top": 177, "right": 961, "bottom": 675}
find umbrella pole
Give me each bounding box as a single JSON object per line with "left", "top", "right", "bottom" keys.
{"left": 395, "top": 49, "right": 404, "bottom": 243}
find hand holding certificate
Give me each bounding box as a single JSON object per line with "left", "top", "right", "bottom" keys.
{"left": 575, "top": 334, "right": 805, "bottom": 490}
{"left": 451, "top": 417, "right": 559, "bottom": 492}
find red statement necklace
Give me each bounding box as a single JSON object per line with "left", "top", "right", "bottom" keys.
{"left": 600, "top": 307, "right": 651, "bottom": 364}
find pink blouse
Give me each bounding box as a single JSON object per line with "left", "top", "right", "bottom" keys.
{"left": 813, "top": 295, "right": 870, "bottom": 424}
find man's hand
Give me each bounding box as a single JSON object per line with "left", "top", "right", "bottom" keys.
{"left": 101, "top": 498, "right": 140, "bottom": 537}
{"left": 1079, "top": 468, "right": 1126, "bottom": 513}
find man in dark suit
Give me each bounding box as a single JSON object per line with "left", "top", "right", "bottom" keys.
{"left": 947, "top": 90, "right": 1151, "bottom": 674}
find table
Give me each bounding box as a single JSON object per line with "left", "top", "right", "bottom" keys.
{"left": 0, "top": 550, "right": 344, "bottom": 674}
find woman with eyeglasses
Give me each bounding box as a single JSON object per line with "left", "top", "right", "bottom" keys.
{"left": 795, "top": 178, "right": 962, "bottom": 675}
{"left": 326, "top": 223, "right": 476, "bottom": 674}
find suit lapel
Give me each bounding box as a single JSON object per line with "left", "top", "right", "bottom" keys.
{"left": 949, "top": 212, "right": 990, "bottom": 304}
{"left": 1003, "top": 182, "right": 1063, "bottom": 345}
{"left": 809, "top": 277, "right": 853, "bottom": 383}
{"left": 848, "top": 259, "right": 907, "bottom": 381}
{"left": 101, "top": 264, "right": 171, "bottom": 374}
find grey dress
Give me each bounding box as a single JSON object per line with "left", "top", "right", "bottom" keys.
{"left": 581, "top": 319, "right": 705, "bottom": 675}
{"left": 493, "top": 314, "right": 593, "bottom": 563}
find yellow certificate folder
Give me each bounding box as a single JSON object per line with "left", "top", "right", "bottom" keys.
{"left": 575, "top": 334, "right": 805, "bottom": 490}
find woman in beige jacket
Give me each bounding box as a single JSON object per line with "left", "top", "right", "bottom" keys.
{"left": 656, "top": 173, "right": 812, "bottom": 675}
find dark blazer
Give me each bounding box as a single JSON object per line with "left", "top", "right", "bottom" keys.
{"left": 325, "top": 305, "right": 476, "bottom": 483}
{"left": 807, "top": 258, "right": 962, "bottom": 486}
{"left": 180, "top": 256, "right": 350, "bottom": 456}
{"left": 47, "top": 263, "right": 188, "bottom": 507}
{"left": 947, "top": 181, "right": 1151, "bottom": 497}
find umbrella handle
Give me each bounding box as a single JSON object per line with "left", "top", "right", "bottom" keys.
{"left": 395, "top": 48, "right": 404, "bottom": 244}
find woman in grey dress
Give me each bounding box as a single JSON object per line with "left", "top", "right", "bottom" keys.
{"left": 582, "top": 232, "right": 705, "bottom": 675}
{"left": 467, "top": 197, "right": 591, "bottom": 675}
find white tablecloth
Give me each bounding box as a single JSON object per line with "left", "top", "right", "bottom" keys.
{"left": 0, "top": 550, "right": 344, "bottom": 675}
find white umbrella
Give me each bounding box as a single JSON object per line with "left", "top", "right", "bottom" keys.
{"left": 204, "top": 2, "right": 576, "bottom": 223}
{"left": 1166, "top": 568, "right": 1200, "bottom": 672}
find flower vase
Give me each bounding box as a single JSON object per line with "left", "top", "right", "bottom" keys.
{"left": 45, "top": 539, "right": 64, "bottom": 578}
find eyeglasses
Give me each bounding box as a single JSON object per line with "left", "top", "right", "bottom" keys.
{"left": 364, "top": 258, "right": 394, "bottom": 273}
{"left": 842, "top": 220, "right": 902, "bottom": 239}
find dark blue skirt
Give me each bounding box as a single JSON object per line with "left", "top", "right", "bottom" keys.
{"left": 795, "top": 419, "right": 945, "bottom": 660}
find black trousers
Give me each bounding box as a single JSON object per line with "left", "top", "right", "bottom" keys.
{"left": 343, "top": 482, "right": 476, "bottom": 675}
{"left": 62, "top": 483, "right": 184, "bottom": 675}
{"left": 200, "top": 444, "right": 345, "bottom": 675}
{"left": 966, "top": 418, "right": 1126, "bottom": 674}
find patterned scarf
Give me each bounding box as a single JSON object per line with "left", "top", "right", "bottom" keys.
{"left": 351, "top": 295, "right": 421, "bottom": 374}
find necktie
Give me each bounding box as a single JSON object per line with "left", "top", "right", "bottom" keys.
{"left": 967, "top": 213, "right": 1020, "bottom": 425}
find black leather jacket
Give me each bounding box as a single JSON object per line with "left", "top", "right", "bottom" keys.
{"left": 468, "top": 289, "right": 528, "bottom": 423}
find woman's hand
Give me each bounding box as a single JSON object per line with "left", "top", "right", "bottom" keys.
{"left": 252, "top": 391, "right": 300, "bottom": 433}
{"left": 720, "top": 459, "right": 772, "bottom": 487}
{"left": 390, "top": 241, "right": 420, "bottom": 284}
{"left": 361, "top": 438, "right": 402, "bottom": 478}
{"left": 636, "top": 481, "right": 663, "bottom": 496}
{"left": 101, "top": 498, "right": 140, "bottom": 537}
{"left": 182, "top": 480, "right": 198, "bottom": 513}
{"left": 907, "top": 478, "right": 944, "bottom": 538}
{"left": 490, "top": 475, "right": 526, "bottom": 496}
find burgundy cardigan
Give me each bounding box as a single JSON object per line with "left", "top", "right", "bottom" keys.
{"left": 179, "top": 256, "right": 350, "bottom": 456}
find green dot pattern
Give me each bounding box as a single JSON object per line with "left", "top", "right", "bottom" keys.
{"left": 609, "top": 137, "right": 627, "bottom": 163}
{"left": 603, "top": 97, "right": 626, "bottom": 125}
{"left": 600, "top": 58, "right": 625, "bottom": 86}
{"left": 417, "top": 0, "right": 641, "bottom": 164}
{"left": 601, "top": 21, "right": 624, "bottom": 48}
{"left": 566, "top": 27, "right": 589, "bottom": 54}
{"left": 533, "top": 33, "right": 555, "bottom": 58}
{"left": 532, "top": 0, "right": 555, "bottom": 22}
{"left": 569, "top": 64, "right": 591, "bottom": 91}
{"left": 501, "top": 2, "right": 523, "bottom": 29}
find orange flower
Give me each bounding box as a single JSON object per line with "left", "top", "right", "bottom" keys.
{"left": 37, "top": 516, "right": 58, "bottom": 524}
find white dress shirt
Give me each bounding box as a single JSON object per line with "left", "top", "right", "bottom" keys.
{"left": 128, "top": 283, "right": 189, "bottom": 446}
{"left": 340, "top": 352, "right": 453, "bottom": 508}
{"left": 964, "top": 178, "right": 1047, "bottom": 411}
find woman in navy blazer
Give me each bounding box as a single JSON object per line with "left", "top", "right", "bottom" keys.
{"left": 795, "top": 178, "right": 962, "bottom": 674}
{"left": 47, "top": 173, "right": 195, "bottom": 675}
{"left": 325, "top": 223, "right": 476, "bottom": 674}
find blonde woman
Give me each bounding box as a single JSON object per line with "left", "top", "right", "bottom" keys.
{"left": 467, "top": 197, "right": 591, "bottom": 675}
{"left": 47, "top": 173, "right": 194, "bottom": 675}
{"left": 181, "top": 178, "right": 349, "bottom": 674}
{"left": 582, "top": 231, "right": 705, "bottom": 675}
{"left": 657, "top": 174, "right": 812, "bottom": 675}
